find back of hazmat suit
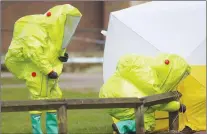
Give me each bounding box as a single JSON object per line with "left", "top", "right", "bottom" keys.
{"left": 99, "top": 53, "right": 191, "bottom": 133}
{"left": 5, "top": 4, "right": 82, "bottom": 134}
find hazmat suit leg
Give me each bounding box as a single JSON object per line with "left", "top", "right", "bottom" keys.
{"left": 46, "top": 82, "right": 62, "bottom": 134}
{"left": 25, "top": 71, "right": 62, "bottom": 134}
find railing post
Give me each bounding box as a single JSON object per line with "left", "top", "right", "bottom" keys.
{"left": 169, "top": 111, "right": 179, "bottom": 132}
{"left": 57, "top": 105, "right": 68, "bottom": 134}
{"left": 135, "top": 105, "right": 145, "bottom": 134}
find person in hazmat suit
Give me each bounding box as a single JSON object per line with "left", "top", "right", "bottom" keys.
{"left": 99, "top": 53, "right": 190, "bottom": 134}
{"left": 5, "top": 4, "right": 82, "bottom": 134}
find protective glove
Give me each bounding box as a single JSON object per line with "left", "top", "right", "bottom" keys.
{"left": 179, "top": 103, "right": 186, "bottom": 113}
{"left": 58, "top": 53, "right": 69, "bottom": 62}
{"left": 48, "top": 71, "right": 58, "bottom": 79}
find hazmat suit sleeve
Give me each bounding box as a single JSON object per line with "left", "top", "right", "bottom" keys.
{"left": 151, "top": 101, "right": 180, "bottom": 112}
{"left": 23, "top": 35, "right": 53, "bottom": 75}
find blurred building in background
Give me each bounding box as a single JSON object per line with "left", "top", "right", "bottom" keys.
{"left": 1, "top": 1, "right": 148, "bottom": 55}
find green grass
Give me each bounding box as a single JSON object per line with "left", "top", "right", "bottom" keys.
{"left": 1, "top": 87, "right": 113, "bottom": 134}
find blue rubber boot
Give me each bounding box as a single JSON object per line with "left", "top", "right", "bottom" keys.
{"left": 31, "top": 114, "right": 43, "bottom": 134}
{"left": 115, "top": 120, "right": 136, "bottom": 134}
{"left": 46, "top": 112, "right": 58, "bottom": 134}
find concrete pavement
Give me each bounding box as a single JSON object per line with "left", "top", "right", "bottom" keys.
{"left": 1, "top": 72, "right": 104, "bottom": 92}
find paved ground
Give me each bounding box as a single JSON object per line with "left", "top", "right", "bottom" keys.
{"left": 1, "top": 72, "right": 104, "bottom": 92}
{"left": 194, "top": 132, "right": 206, "bottom": 134}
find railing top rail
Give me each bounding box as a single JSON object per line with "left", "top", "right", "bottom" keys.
{"left": 140, "top": 91, "right": 181, "bottom": 106}
{"left": 1, "top": 91, "right": 181, "bottom": 112}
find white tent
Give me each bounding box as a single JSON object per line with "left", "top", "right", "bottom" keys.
{"left": 103, "top": 1, "right": 206, "bottom": 131}
{"left": 103, "top": 1, "right": 206, "bottom": 82}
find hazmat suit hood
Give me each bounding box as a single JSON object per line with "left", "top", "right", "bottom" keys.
{"left": 13, "top": 4, "right": 82, "bottom": 51}
{"left": 116, "top": 53, "right": 191, "bottom": 95}
{"left": 45, "top": 4, "right": 82, "bottom": 49}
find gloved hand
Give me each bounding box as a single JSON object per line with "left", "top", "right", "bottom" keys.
{"left": 58, "top": 53, "right": 69, "bottom": 62}
{"left": 48, "top": 71, "right": 58, "bottom": 79}
{"left": 179, "top": 103, "right": 186, "bottom": 113}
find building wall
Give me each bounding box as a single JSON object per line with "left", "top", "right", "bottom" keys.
{"left": 103, "top": 1, "right": 130, "bottom": 29}
{"left": 103, "top": 1, "right": 149, "bottom": 29}
{"left": 1, "top": 1, "right": 104, "bottom": 53}
{"left": 130, "top": 1, "right": 149, "bottom": 6}
{"left": 1, "top": 1, "right": 149, "bottom": 54}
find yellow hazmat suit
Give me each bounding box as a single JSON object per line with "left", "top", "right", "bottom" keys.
{"left": 5, "top": 4, "right": 82, "bottom": 134}
{"left": 99, "top": 53, "right": 191, "bottom": 133}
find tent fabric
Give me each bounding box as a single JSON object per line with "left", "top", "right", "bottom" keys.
{"left": 178, "top": 66, "right": 206, "bottom": 131}
{"left": 111, "top": 1, "right": 205, "bottom": 58}
{"left": 103, "top": 1, "right": 205, "bottom": 82}
{"left": 103, "top": 1, "right": 206, "bottom": 131}
{"left": 155, "top": 66, "right": 206, "bottom": 131}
